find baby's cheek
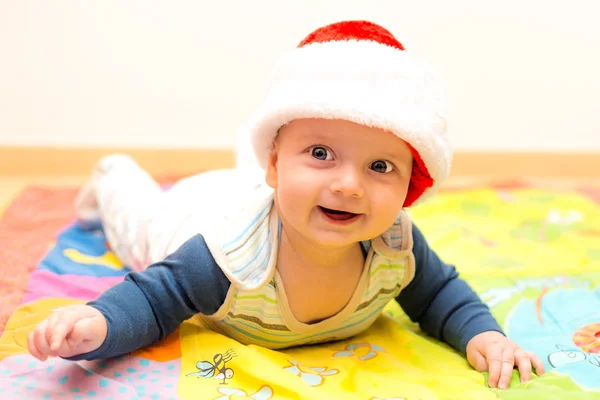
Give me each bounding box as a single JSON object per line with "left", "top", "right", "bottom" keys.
{"left": 274, "top": 185, "right": 307, "bottom": 222}
{"left": 372, "top": 198, "right": 403, "bottom": 226}
{"left": 277, "top": 174, "right": 315, "bottom": 206}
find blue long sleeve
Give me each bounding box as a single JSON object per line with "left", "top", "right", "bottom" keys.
{"left": 67, "top": 234, "right": 231, "bottom": 360}
{"left": 395, "top": 223, "right": 504, "bottom": 355}
{"left": 69, "top": 222, "right": 502, "bottom": 361}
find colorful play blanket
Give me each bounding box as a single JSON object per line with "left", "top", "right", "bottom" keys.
{"left": 0, "top": 183, "right": 599, "bottom": 399}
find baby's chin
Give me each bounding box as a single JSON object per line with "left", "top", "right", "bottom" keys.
{"left": 307, "top": 231, "right": 377, "bottom": 249}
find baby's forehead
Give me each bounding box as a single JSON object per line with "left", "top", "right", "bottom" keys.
{"left": 278, "top": 119, "right": 405, "bottom": 145}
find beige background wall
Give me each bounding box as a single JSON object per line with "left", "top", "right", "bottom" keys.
{"left": 1, "top": 1, "right": 599, "bottom": 153}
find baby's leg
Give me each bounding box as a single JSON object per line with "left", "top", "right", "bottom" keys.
{"left": 75, "top": 155, "right": 162, "bottom": 271}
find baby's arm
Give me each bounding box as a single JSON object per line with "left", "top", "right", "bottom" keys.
{"left": 395, "top": 223, "right": 544, "bottom": 388}
{"left": 28, "top": 234, "right": 231, "bottom": 361}
{"left": 395, "top": 223, "right": 503, "bottom": 353}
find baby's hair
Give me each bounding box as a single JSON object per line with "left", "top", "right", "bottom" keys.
{"left": 272, "top": 126, "right": 285, "bottom": 148}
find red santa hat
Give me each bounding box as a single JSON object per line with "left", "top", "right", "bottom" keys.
{"left": 247, "top": 20, "right": 452, "bottom": 207}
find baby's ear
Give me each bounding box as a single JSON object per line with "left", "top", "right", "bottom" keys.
{"left": 265, "top": 143, "right": 279, "bottom": 189}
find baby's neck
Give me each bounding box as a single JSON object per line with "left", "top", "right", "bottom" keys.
{"left": 276, "top": 226, "right": 366, "bottom": 324}
{"left": 278, "top": 228, "right": 362, "bottom": 271}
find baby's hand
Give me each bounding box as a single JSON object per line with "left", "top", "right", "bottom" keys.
{"left": 466, "top": 331, "right": 545, "bottom": 389}
{"left": 27, "top": 305, "right": 107, "bottom": 361}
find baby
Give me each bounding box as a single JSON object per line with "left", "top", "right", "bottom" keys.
{"left": 27, "top": 20, "right": 544, "bottom": 389}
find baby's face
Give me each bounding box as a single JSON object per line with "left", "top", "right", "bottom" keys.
{"left": 266, "top": 118, "right": 412, "bottom": 248}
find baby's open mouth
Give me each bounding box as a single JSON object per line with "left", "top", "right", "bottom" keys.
{"left": 318, "top": 206, "right": 359, "bottom": 221}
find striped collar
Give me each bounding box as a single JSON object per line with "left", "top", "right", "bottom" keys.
{"left": 204, "top": 180, "right": 408, "bottom": 290}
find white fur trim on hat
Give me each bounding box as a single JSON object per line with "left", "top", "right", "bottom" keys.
{"left": 246, "top": 38, "right": 452, "bottom": 204}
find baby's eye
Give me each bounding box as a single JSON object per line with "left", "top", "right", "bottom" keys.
{"left": 370, "top": 160, "right": 393, "bottom": 173}
{"left": 310, "top": 146, "right": 333, "bottom": 161}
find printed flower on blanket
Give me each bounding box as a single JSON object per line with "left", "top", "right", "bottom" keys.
{"left": 332, "top": 343, "right": 386, "bottom": 361}
{"left": 506, "top": 285, "right": 600, "bottom": 390}
{"left": 282, "top": 359, "right": 339, "bottom": 386}
{"left": 214, "top": 384, "right": 274, "bottom": 400}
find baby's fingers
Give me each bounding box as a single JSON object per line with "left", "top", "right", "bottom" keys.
{"left": 48, "top": 315, "right": 77, "bottom": 352}
{"left": 529, "top": 351, "right": 546, "bottom": 376}
{"left": 497, "top": 345, "right": 517, "bottom": 389}
{"left": 59, "top": 317, "right": 103, "bottom": 357}
{"left": 486, "top": 346, "right": 503, "bottom": 388}
{"left": 515, "top": 349, "right": 532, "bottom": 382}
{"left": 27, "top": 329, "right": 47, "bottom": 362}
{"left": 31, "top": 319, "right": 53, "bottom": 359}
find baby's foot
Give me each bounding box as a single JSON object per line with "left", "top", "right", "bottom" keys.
{"left": 90, "top": 154, "right": 138, "bottom": 177}
{"left": 74, "top": 154, "right": 138, "bottom": 228}
{"left": 74, "top": 181, "right": 100, "bottom": 228}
